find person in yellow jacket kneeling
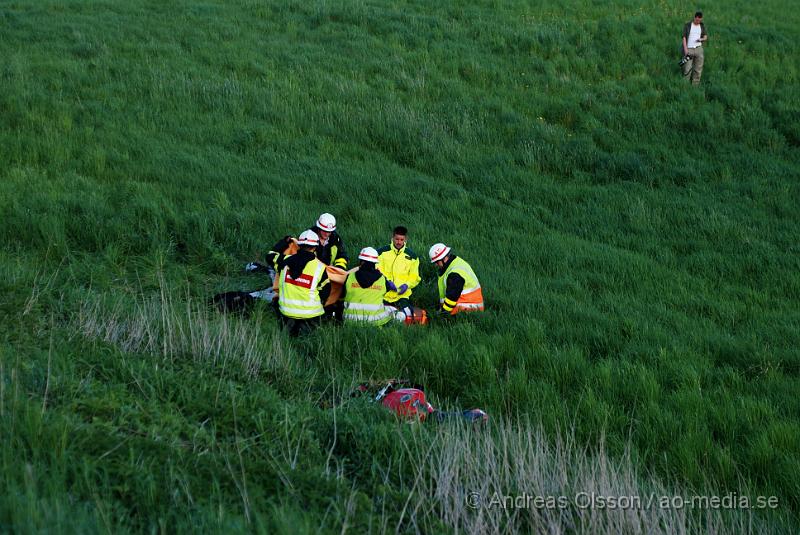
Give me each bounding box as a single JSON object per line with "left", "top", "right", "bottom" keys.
{"left": 429, "top": 243, "right": 484, "bottom": 314}
{"left": 377, "top": 226, "right": 421, "bottom": 317}
{"left": 342, "top": 247, "right": 407, "bottom": 326}
{"left": 277, "top": 230, "right": 330, "bottom": 336}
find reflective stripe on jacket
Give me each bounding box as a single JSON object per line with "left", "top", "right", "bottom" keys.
{"left": 343, "top": 271, "right": 393, "bottom": 326}
{"left": 437, "top": 257, "right": 484, "bottom": 314}
{"left": 310, "top": 227, "right": 348, "bottom": 268}
{"left": 278, "top": 258, "right": 326, "bottom": 319}
{"left": 377, "top": 244, "right": 421, "bottom": 303}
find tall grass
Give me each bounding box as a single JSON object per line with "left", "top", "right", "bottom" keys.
{"left": 72, "top": 281, "right": 295, "bottom": 382}
{"left": 401, "top": 418, "right": 775, "bottom": 534}
{"left": 12, "top": 278, "right": 783, "bottom": 532}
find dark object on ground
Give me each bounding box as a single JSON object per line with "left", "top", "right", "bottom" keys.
{"left": 244, "top": 261, "right": 272, "bottom": 274}
{"left": 434, "top": 408, "right": 489, "bottom": 423}
{"left": 211, "top": 291, "right": 256, "bottom": 315}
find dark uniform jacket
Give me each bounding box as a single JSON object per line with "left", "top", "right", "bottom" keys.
{"left": 309, "top": 225, "right": 348, "bottom": 268}
{"left": 266, "top": 230, "right": 348, "bottom": 271}
{"left": 437, "top": 254, "right": 466, "bottom": 304}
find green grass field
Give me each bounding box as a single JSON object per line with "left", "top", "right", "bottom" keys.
{"left": 1, "top": 0, "right": 799, "bottom": 532}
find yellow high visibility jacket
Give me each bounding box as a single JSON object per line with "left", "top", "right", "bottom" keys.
{"left": 438, "top": 257, "right": 484, "bottom": 314}
{"left": 377, "top": 244, "right": 421, "bottom": 303}
{"left": 342, "top": 271, "right": 393, "bottom": 326}
{"left": 278, "top": 258, "right": 326, "bottom": 319}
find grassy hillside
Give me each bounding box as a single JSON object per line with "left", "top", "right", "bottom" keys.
{"left": 1, "top": 0, "right": 799, "bottom": 532}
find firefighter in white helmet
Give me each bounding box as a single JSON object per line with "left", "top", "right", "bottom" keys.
{"left": 429, "top": 243, "right": 484, "bottom": 315}
{"left": 257, "top": 213, "right": 348, "bottom": 320}
{"left": 341, "top": 247, "right": 398, "bottom": 326}
{"left": 310, "top": 212, "right": 348, "bottom": 269}
{"left": 276, "top": 230, "right": 330, "bottom": 336}
{"left": 260, "top": 212, "right": 349, "bottom": 274}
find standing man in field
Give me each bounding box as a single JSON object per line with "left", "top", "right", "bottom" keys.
{"left": 276, "top": 230, "right": 330, "bottom": 336}
{"left": 429, "top": 243, "right": 484, "bottom": 315}
{"left": 377, "top": 226, "right": 421, "bottom": 317}
{"left": 682, "top": 11, "right": 708, "bottom": 86}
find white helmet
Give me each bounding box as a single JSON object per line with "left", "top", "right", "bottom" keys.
{"left": 316, "top": 213, "right": 337, "bottom": 232}
{"left": 297, "top": 229, "right": 320, "bottom": 247}
{"left": 358, "top": 246, "right": 379, "bottom": 263}
{"left": 429, "top": 243, "right": 451, "bottom": 263}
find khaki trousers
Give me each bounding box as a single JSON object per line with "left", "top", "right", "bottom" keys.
{"left": 682, "top": 46, "right": 704, "bottom": 85}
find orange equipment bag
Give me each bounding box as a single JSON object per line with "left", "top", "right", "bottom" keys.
{"left": 403, "top": 307, "right": 428, "bottom": 325}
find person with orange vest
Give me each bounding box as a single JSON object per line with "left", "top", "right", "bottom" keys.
{"left": 276, "top": 230, "right": 331, "bottom": 336}
{"left": 428, "top": 243, "right": 484, "bottom": 314}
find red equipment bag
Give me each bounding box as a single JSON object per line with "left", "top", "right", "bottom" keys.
{"left": 381, "top": 388, "right": 435, "bottom": 421}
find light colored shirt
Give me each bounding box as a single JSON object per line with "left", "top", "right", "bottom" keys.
{"left": 688, "top": 23, "right": 702, "bottom": 48}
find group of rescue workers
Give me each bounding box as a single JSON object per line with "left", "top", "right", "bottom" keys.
{"left": 255, "top": 212, "right": 484, "bottom": 336}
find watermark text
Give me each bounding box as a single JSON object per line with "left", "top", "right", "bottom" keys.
{"left": 465, "top": 492, "right": 779, "bottom": 511}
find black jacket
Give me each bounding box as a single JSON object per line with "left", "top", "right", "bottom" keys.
{"left": 266, "top": 231, "right": 349, "bottom": 270}
{"left": 437, "top": 255, "right": 465, "bottom": 303}
{"left": 310, "top": 226, "right": 348, "bottom": 268}
{"left": 266, "top": 236, "right": 293, "bottom": 271}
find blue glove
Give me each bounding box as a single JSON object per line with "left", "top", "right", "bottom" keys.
{"left": 386, "top": 280, "right": 397, "bottom": 292}
{"left": 398, "top": 284, "right": 408, "bottom": 294}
